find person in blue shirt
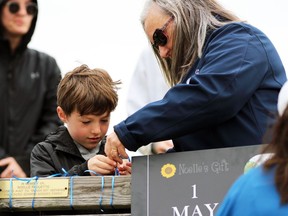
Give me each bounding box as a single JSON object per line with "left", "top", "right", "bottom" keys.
{"left": 216, "top": 83, "right": 288, "bottom": 216}
{"left": 105, "top": 0, "right": 287, "bottom": 163}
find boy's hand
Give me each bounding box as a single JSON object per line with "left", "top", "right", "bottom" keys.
{"left": 117, "top": 160, "right": 132, "bottom": 175}
{"left": 88, "top": 155, "right": 117, "bottom": 175}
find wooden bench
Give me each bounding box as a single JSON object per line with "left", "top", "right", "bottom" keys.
{"left": 0, "top": 176, "right": 132, "bottom": 215}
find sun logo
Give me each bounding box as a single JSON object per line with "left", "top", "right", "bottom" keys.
{"left": 161, "top": 163, "right": 176, "bottom": 178}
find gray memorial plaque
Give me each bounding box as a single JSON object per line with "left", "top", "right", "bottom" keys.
{"left": 132, "top": 145, "right": 262, "bottom": 216}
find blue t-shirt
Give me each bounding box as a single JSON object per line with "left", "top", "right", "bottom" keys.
{"left": 216, "top": 166, "right": 288, "bottom": 216}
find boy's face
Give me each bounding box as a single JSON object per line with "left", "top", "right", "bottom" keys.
{"left": 57, "top": 107, "right": 110, "bottom": 150}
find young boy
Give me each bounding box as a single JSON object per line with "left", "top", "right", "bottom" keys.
{"left": 30, "top": 64, "right": 130, "bottom": 177}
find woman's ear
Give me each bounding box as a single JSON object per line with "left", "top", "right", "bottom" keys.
{"left": 57, "top": 106, "right": 67, "bottom": 123}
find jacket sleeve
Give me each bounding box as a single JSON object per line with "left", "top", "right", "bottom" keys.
{"left": 114, "top": 23, "right": 282, "bottom": 151}
{"left": 67, "top": 162, "right": 90, "bottom": 176}
{"left": 26, "top": 56, "right": 62, "bottom": 155}
{"left": 31, "top": 142, "right": 90, "bottom": 177}
{"left": 30, "top": 142, "right": 59, "bottom": 177}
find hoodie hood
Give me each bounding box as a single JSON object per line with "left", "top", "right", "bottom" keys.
{"left": 0, "top": 0, "right": 38, "bottom": 53}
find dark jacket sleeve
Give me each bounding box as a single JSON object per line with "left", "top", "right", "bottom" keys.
{"left": 31, "top": 142, "right": 89, "bottom": 177}
{"left": 67, "top": 162, "right": 90, "bottom": 176}
{"left": 26, "top": 56, "right": 62, "bottom": 155}
{"left": 30, "top": 142, "right": 59, "bottom": 177}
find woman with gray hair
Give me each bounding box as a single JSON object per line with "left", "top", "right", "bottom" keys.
{"left": 105, "top": 0, "right": 286, "bottom": 163}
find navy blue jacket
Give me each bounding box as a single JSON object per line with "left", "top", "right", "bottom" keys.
{"left": 115, "top": 22, "right": 287, "bottom": 152}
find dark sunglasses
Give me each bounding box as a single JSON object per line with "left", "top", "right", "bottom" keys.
{"left": 6, "top": 1, "right": 38, "bottom": 16}
{"left": 152, "top": 16, "right": 174, "bottom": 50}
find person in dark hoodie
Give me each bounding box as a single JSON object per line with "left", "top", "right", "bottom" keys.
{"left": 105, "top": 0, "right": 287, "bottom": 164}
{"left": 0, "top": 0, "right": 62, "bottom": 178}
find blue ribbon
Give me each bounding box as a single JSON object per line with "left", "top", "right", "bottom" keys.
{"left": 8, "top": 176, "right": 39, "bottom": 211}
{"left": 8, "top": 178, "right": 13, "bottom": 210}
{"left": 69, "top": 176, "right": 76, "bottom": 210}
{"left": 99, "top": 176, "right": 104, "bottom": 212}
{"left": 7, "top": 166, "right": 123, "bottom": 212}
{"left": 8, "top": 170, "right": 69, "bottom": 211}
{"left": 110, "top": 176, "right": 115, "bottom": 208}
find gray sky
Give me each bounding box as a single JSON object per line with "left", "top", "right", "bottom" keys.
{"left": 30, "top": 0, "right": 288, "bottom": 131}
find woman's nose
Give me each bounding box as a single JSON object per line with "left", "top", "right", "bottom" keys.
{"left": 158, "top": 46, "right": 170, "bottom": 58}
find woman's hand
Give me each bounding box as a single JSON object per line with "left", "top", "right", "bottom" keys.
{"left": 105, "top": 132, "right": 129, "bottom": 164}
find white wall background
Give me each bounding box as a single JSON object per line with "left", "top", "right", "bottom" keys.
{"left": 30, "top": 0, "right": 288, "bottom": 132}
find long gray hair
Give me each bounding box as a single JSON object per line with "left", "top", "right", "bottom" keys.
{"left": 141, "top": 0, "right": 242, "bottom": 86}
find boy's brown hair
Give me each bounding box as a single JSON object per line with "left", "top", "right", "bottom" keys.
{"left": 57, "top": 64, "right": 121, "bottom": 116}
